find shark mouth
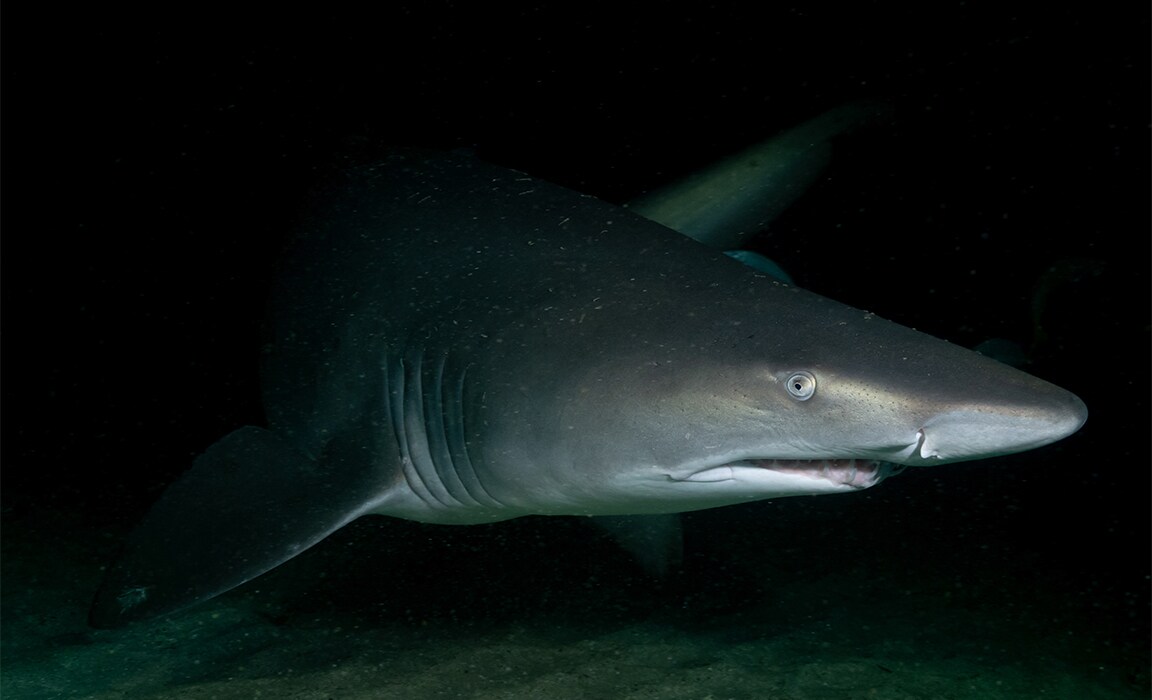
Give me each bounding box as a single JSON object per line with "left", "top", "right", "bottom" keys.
{"left": 748, "top": 458, "right": 901, "bottom": 489}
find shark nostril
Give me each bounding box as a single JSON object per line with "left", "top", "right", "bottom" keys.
{"left": 915, "top": 429, "right": 930, "bottom": 459}
{"left": 915, "top": 429, "right": 946, "bottom": 460}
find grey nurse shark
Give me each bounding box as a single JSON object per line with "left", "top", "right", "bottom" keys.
{"left": 89, "top": 106, "right": 1087, "bottom": 628}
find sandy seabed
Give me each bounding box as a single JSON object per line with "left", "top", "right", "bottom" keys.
{"left": 2, "top": 470, "right": 1146, "bottom": 700}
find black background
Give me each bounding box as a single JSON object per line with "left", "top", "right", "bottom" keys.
{"left": 3, "top": 2, "right": 1148, "bottom": 648}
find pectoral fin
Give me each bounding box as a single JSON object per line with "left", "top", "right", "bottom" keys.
{"left": 89, "top": 427, "right": 385, "bottom": 628}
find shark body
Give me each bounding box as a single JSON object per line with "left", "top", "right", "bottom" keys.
{"left": 89, "top": 147, "right": 1086, "bottom": 628}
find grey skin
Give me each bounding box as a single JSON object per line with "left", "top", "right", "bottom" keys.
{"left": 89, "top": 149, "right": 1086, "bottom": 628}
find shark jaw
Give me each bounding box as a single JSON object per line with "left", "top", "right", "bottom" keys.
{"left": 678, "top": 458, "right": 897, "bottom": 491}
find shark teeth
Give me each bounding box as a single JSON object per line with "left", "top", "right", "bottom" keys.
{"left": 745, "top": 458, "right": 899, "bottom": 488}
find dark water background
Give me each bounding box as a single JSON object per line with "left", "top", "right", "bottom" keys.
{"left": 3, "top": 5, "right": 1148, "bottom": 698}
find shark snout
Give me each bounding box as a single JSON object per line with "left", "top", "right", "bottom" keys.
{"left": 901, "top": 391, "right": 1088, "bottom": 466}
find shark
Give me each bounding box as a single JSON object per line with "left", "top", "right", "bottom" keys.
{"left": 88, "top": 132, "right": 1087, "bottom": 628}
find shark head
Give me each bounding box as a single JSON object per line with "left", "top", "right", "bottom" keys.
{"left": 445, "top": 254, "right": 1087, "bottom": 519}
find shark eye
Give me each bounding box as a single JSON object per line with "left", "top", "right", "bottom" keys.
{"left": 786, "top": 371, "right": 817, "bottom": 401}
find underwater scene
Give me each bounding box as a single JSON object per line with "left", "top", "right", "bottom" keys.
{"left": 4, "top": 5, "right": 1147, "bottom": 699}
